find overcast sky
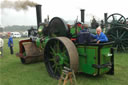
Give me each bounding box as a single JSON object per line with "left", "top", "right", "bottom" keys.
{"left": 0, "top": 0, "right": 128, "bottom": 26}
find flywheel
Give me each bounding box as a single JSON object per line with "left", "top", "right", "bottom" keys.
{"left": 46, "top": 17, "right": 69, "bottom": 37}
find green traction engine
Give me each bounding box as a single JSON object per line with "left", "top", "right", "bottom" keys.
{"left": 17, "top": 17, "right": 114, "bottom": 79}
{"left": 17, "top": 5, "right": 114, "bottom": 79}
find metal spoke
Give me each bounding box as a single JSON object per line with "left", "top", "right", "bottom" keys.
{"left": 116, "top": 45, "right": 119, "bottom": 51}
{"left": 110, "top": 34, "right": 117, "bottom": 39}
{"left": 118, "top": 16, "right": 123, "bottom": 22}
{"left": 64, "top": 62, "right": 69, "bottom": 66}
{"left": 119, "top": 31, "right": 126, "bottom": 39}
{"left": 56, "top": 41, "right": 60, "bottom": 53}
{"left": 123, "top": 40, "right": 128, "bottom": 43}
{"left": 54, "top": 66, "right": 57, "bottom": 73}
{"left": 63, "top": 54, "right": 69, "bottom": 61}
{"left": 122, "top": 43, "right": 128, "bottom": 46}
{"left": 112, "top": 15, "right": 115, "bottom": 22}
{"left": 121, "top": 45, "right": 126, "bottom": 51}
{"left": 116, "top": 29, "right": 119, "bottom": 38}
{"left": 54, "top": 63, "right": 59, "bottom": 73}
{"left": 58, "top": 65, "right": 63, "bottom": 74}
{"left": 50, "top": 52, "right": 55, "bottom": 56}
{"left": 122, "top": 38, "right": 128, "bottom": 41}
{"left": 62, "top": 49, "right": 67, "bottom": 56}
{"left": 50, "top": 46, "right": 56, "bottom": 56}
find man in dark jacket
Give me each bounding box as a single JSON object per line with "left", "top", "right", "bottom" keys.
{"left": 77, "top": 24, "right": 91, "bottom": 44}
{"left": 8, "top": 33, "right": 13, "bottom": 54}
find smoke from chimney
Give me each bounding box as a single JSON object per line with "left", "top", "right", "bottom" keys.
{"left": 0, "top": 0, "right": 38, "bottom": 11}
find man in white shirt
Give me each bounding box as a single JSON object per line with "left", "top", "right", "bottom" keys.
{"left": 0, "top": 38, "right": 4, "bottom": 57}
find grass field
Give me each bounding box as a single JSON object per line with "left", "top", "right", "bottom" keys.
{"left": 0, "top": 38, "right": 128, "bottom": 85}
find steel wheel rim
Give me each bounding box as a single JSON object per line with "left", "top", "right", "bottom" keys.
{"left": 44, "top": 37, "right": 79, "bottom": 79}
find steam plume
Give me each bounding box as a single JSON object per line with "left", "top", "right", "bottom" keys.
{"left": 0, "top": 0, "right": 38, "bottom": 11}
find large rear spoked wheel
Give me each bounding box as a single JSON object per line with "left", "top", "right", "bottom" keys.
{"left": 107, "top": 26, "right": 128, "bottom": 51}
{"left": 44, "top": 37, "right": 79, "bottom": 79}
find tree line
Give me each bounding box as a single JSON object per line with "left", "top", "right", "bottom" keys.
{"left": 4, "top": 25, "right": 37, "bottom": 32}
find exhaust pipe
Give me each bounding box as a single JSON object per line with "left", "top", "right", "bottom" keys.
{"left": 104, "top": 13, "right": 108, "bottom": 25}
{"left": 80, "top": 9, "right": 85, "bottom": 23}
{"left": 36, "top": 5, "right": 42, "bottom": 29}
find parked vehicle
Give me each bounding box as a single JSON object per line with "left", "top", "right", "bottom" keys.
{"left": 22, "top": 31, "right": 28, "bottom": 37}
{"left": 11, "top": 32, "right": 21, "bottom": 38}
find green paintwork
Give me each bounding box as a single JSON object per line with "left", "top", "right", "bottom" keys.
{"left": 41, "top": 37, "right": 50, "bottom": 48}
{"left": 77, "top": 44, "right": 112, "bottom": 76}
{"left": 77, "top": 27, "right": 82, "bottom": 32}
{"left": 36, "top": 37, "right": 50, "bottom": 48}
{"left": 77, "top": 45, "right": 98, "bottom": 75}
{"left": 70, "top": 27, "right": 76, "bottom": 37}
{"left": 99, "top": 45, "right": 112, "bottom": 74}
{"left": 36, "top": 38, "right": 41, "bottom": 48}
{"left": 38, "top": 25, "right": 44, "bottom": 36}
{"left": 70, "top": 26, "right": 82, "bottom": 37}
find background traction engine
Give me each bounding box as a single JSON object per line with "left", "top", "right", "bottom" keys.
{"left": 105, "top": 13, "right": 128, "bottom": 52}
